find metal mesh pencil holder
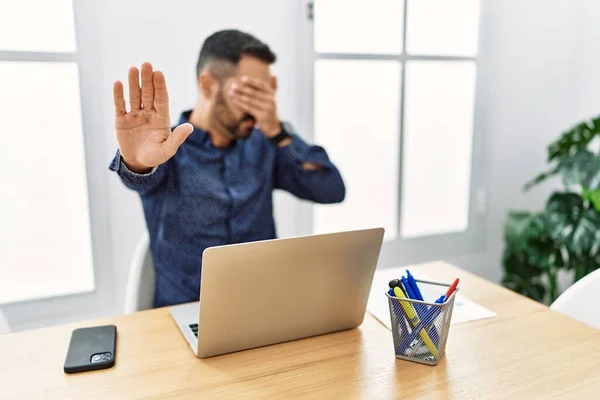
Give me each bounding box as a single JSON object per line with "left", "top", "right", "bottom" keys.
{"left": 386, "top": 279, "right": 458, "bottom": 366}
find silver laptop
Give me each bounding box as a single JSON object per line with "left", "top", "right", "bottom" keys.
{"left": 169, "top": 228, "right": 385, "bottom": 358}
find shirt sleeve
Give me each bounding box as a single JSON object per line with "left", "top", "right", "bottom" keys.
{"left": 274, "top": 135, "right": 345, "bottom": 204}
{"left": 109, "top": 150, "right": 168, "bottom": 195}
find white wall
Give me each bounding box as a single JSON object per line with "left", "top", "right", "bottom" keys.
{"left": 446, "top": 0, "right": 600, "bottom": 284}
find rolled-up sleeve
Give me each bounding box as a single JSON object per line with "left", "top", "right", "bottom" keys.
{"left": 109, "top": 150, "right": 168, "bottom": 195}
{"left": 274, "top": 135, "right": 345, "bottom": 204}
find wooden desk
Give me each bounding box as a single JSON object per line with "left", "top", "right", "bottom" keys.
{"left": 2, "top": 262, "right": 600, "bottom": 399}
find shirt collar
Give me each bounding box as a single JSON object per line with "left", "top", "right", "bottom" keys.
{"left": 179, "top": 110, "right": 212, "bottom": 147}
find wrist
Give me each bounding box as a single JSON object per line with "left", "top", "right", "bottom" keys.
{"left": 276, "top": 137, "right": 293, "bottom": 148}
{"left": 268, "top": 121, "right": 294, "bottom": 147}
{"left": 260, "top": 120, "right": 281, "bottom": 138}
{"left": 121, "top": 155, "right": 153, "bottom": 174}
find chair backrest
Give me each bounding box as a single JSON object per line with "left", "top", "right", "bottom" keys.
{"left": 0, "top": 309, "right": 10, "bottom": 334}
{"left": 124, "top": 233, "right": 156, "bottom": 314}
{"left": 550, "top": 269, "right": 600, "bottom": 330}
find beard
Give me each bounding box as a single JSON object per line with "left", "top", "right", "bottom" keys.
{"left": 226, "top": 113, "right": 256, "bottom": 139}
{"left": 214, "top": 91, "right": 255, "bottom": 140}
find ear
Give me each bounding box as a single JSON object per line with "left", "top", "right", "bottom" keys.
{"left": 198, "top": 72, "right": 219, "bottom": 99}
{"left": 270, "top": 75, "right": 278, "bottom": 91}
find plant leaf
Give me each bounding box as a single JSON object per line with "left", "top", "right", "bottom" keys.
{"left": 502, "top": 247, "right": 544, "bottom": 279}
{"left": 505, "top": 211, "right": 549, "bottom": 242}
{"left": 558, "top": 150, "right": 596, "bottom": 187}
{"left": 527, "top": 149, "right": 600, "bottom": 191}
{"left": 583, "top": 188, "right": 600, "bottom": 214}
{"left": 547, "top": 118, "right": 600, "bottom": 163}
{"left": 590, "top": 228, "right": 600, "bottom": 258}
{"left": 523, "top": 167, "right": 559, "bottom": 191}
{"left": 504, "top": 211, "right": 536, "bottom": 249}
{"left": 545, "top": 192, "right": 600, "bottom": 256}
{"left": 524, "top": 114, "right": 600, "bottom": 190}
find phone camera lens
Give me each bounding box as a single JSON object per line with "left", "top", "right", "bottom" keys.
{"left": 90, "top": 352, "right": 112, "bottom": 363}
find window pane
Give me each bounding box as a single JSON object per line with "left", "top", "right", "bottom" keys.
{"left": 406, "top": 0, "right": 480, "bottom": 56}
{"left": 314, "top": 0, "right": 404, "bottom": 54}
{"left": 400, "top": 61, "right": 476, "bottom": 238}
{"left": 0, "top": 62, "right": 94, "bottom": 304}
{"left": 314, "top": 60, "right": 401, "bottom": 240}
{"left": 0, "top": 0, "right": 76, "bottom": 52}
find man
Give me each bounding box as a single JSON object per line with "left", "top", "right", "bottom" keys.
{"left": 110, "top": 30, "right": 345, "bottom": 307}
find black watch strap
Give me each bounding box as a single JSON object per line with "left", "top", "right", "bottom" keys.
{"left": 270, "top": 122, "right": 293, "bottom": 146}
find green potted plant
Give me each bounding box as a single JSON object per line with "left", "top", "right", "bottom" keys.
{"left": 502, "top": 115, "right": 600, "bottom": 303}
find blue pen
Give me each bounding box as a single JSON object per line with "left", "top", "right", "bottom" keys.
{"left": 406, "top": 270, "right": 424, "bottom": 301}
{"left": 401, "top": 276, "right": 440, "bottom": 345}
{"left": 401, "top": 276, "right": 425, "bottom": 317}
{"left": 401, "top": 277, "right": 416, "bottom": 299}
{"left": 397, "top": 305, "right": 443, "bottom": 355}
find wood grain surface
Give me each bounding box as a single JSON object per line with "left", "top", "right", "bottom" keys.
{"left": 1, "top": 261, "right": 599, "bottom": 399}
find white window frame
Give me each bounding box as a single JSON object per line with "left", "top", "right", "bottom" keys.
{"left": 0, "top": 1, "right": 115, "bottom": 329}
{"left": 297, "top": 0, "right": 486, "bottom": 267}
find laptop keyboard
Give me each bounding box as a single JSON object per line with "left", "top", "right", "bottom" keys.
{"left": 189, "top": 323, "right": 198, "bottom": 338}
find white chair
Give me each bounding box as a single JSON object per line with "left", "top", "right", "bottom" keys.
{"left": 0, "top": 309, "right": 10, "bottom": 334}
{"left": 550, "top": 269, "right": 600, "bottom": 330}
{"left": 124, "top": 233, "right": 156, "bottom": 314}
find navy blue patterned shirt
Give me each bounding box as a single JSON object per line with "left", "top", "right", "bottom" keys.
{"left": 110, "top": 111, "right": 345, "bottom": 307}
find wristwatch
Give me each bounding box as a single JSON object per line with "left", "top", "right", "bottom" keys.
{"left": 270, "top": 121, "right": 293, "bottom": 146}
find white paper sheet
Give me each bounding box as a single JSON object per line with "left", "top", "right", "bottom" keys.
{"left": 367, "top": 266, "right": 496, "bottom": 330}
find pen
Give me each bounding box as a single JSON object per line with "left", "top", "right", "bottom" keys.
{"left": 388, "top": 279, "right": 408, "bottom": 296}
{"left": 388, "top": 282, "right": 411, "bottom": 331}
{"left": 411, "top": 295, "right": 445, "bottom": 353}
{"left": 392, "top": 286, "right": 438, "bottom": 357}
{"left": 398, "top": 276, "right": 440, "bottom": 345}
{"left": 444, "top": 278, "right": 460, "bottom": 300}
{"left": 397, "top": 305, "right": 443, "bottom": 355}
{"left": 433, "top": 278, "right": 460, "bottom": 304}
{"left": 401, "top": 277, "right": 416, "bottom": 299}
{"left": 389, "top": 278, "right": 400, "bottom": 287}
{"left": 406, "top": 270, "right": 424, "bottom": 301}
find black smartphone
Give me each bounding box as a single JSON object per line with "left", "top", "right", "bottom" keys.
{"left": 64, "top": 325, "right": 117, "bottom": 374}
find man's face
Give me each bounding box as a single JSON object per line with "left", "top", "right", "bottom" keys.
{"left": 210, "top": 56, "right": 273, "bottom": 139}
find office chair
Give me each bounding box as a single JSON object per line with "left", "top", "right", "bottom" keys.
{"left": 550, "top": 269, "right": 600, "bottom": 330}
{"left": 0, "top": 309, "right": 10, "bottom": 334}
{"left": 124, "top": 233, "right": 156, "bottom": 314}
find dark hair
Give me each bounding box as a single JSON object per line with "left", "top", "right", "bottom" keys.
{"left": 196, "top": 29, "right": 276, "bottom": 79}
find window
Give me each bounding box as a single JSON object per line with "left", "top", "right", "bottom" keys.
{"left": 0, "top": 0, "right": 95, "bottom": 304}
{"left": 312, "top": 0, "right": 483, "bottom": 260}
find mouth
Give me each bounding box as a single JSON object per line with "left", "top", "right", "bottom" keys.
{"left": 242, "top": 114, "right": 256, "bottom": 126}
{"left": 241, "top": 120, "right": 254, "bottom": 130}
{"left": 238, "top": 114, "right": 256, "bottom": 133}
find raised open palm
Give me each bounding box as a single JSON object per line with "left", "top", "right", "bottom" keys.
{"left": 113, "top": 62, "right": 193, "bottom": 173}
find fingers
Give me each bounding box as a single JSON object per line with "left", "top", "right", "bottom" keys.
{"left": 128, "top": 66, "right": 141, "bottom": 112}
{"left": 231, "top": 94, "right": 266, "bottom": 116}
{"left": 229, "top": 81, "right": 275, "bottom": 117}
{"left": 113, "top": 81, "right": 126, "bottom": 116}
{"left": 162, "top": 123, "right": 194, "bottom": 158}
{"left": 140, "top": 62, "right": 155, "bottom": 111}
{"left": 153, "top": 70, "right": 170, "bottom": 116}
{"left": 230, "top": 82, "right": 273, "bottom": 104}
{"left": 240, "top": 76, "right": 275, "bottom": 93}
